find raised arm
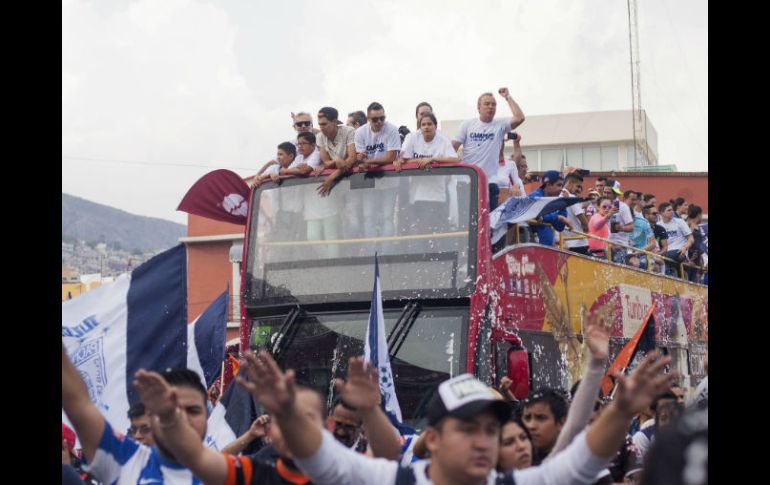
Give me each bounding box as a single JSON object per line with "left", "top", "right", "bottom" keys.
{"left": 586, "top": 352, "right": 675, "bottom": 458}
{"left": 61, "top": 342, "right": 106, "bottom": 462}
{"left": 547, "top": 310, "right": 609, "bottom": 458}
{"left": 220, "top": 415, "right": 269, "bottom": 455}
{"left": 498, "top": 87, "right": 525, "bottom": 130}
{"left": 336, "top": 357, "right": 401, "bottom": 460}
{"left": 512, "top": 134, "right": 523, "bottom": 164}
{"left": 133, "top": 370, "right": 228, "bottom": 485}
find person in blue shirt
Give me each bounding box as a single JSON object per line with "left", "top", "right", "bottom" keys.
{"left": 527, "top": 170, "right": 567, "bottom": 246}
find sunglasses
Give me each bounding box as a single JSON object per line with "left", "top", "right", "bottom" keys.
{"left": 600, "top": 204, "right": 612, "bottom": 209}
{"left": 370, "top": 116, "right": 385, "bottom": 123}
{"left": 128, "top": 425, "right": 152, "bottom": 435}
{"left": 294, "top": 121, "right": 312, "bottom": 127}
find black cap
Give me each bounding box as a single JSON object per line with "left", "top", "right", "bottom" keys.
{"left": 318, "top": 106, "right": 342, "bottom": 124}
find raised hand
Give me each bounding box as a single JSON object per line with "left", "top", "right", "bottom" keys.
{"left": 613, "top": 351, "right": 675, "bottom": 417}
{"left": 498, "top": 376, "right": 518, "bottom": 402}
{"left": 237, "top": 351, "right": 296, "bottom": 417}
{"left": 133, "top": 369, "right": 178, "bottom": 418}
{"left": 334, "top": 357, "right": 381, "bottom": 413}
{"left": 498, "top": 87, "right": 510, "bottom": 98}
{"left": 249, "top": 414, "right": 270, "bottom": 438}
{"left": 584, "top": 309, "right": 610, "bottom": 360}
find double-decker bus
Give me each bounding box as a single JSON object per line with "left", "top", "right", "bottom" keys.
{"left": 239, "top": 164, "right": 708, "bottom": 428}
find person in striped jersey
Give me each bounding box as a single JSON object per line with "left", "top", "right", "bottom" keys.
{"left": 62, "top": 343, "right": 207, "bottom": 484}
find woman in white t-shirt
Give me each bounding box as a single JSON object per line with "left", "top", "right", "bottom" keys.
{"left": 394, "top": 113, "right": 459, "bottom": 238}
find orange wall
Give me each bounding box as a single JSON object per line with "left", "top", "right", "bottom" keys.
{"left": 578, "top": 172, "right": 708, "bottom": 214}
{"left": 187, "top": 241, "right": 233, "bottom": 323}
{"left": 188, "top": 213, "right": 246, "bottom": 237}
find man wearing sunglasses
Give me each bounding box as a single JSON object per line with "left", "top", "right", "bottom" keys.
{"left": 291, "top": 111, "right": 320, "bottom": 138}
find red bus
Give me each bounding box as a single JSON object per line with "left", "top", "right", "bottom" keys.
{"left": 239, "top": 164, "right": 708, "bottom": 427}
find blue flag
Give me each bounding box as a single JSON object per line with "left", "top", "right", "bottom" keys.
{"left": 363, "top": 254, "right": 403, "bottom": 423}
{"left": 489, "top": 195, "right": 586, "bottom": 243}
{"left": 187, "top": 287, "right": 229, "bottom": 388}
{"left": 62, "top": 244, "right": 227, "bottom": 436}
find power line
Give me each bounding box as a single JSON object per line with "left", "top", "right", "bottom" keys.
{"left": 62, "top": 155, "right": 255, "bottom": 171}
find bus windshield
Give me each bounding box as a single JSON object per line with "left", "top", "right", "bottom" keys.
{"left": 244, "top": 168, "right": 479, "bottom": 307}
{"left": 248, "top": 307, "right": 467, "bottom": 429}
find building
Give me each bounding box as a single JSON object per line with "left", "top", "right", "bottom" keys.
{"left": 441, "top": 109, "right": 660, "bottom": 171}
{"left": 180, "top": 215, "right": 244, "bottom": 346}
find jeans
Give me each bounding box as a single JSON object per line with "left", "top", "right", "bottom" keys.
{"left": 488, "top": 183, "right": 500, "bottom": 212}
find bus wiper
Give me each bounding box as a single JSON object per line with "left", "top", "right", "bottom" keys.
{"left": 387, "top": 301, "right": 422, "bottom": 360}
{"left": 271, "top": 305, "right": 302, "bottom": 363}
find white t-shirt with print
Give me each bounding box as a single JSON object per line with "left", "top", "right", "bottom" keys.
{"left": 354, "top": 122, "right": 402, "bottom": 189}
{"left": 658, "top": 218, "right": 692, "bottom": 252}
{"left": 400, "top": 131, "right": 457, "bottom": 203}
{"left": 452, "top": 117, "right": 512, "bottom": 181}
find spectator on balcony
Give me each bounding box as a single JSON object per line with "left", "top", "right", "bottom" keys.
{"left": 658, "top": 202, "right": 693, "bottom": 278}
{"left": 588, "top": 196, "right": 617, "bottom": 258}
{"left": 643, "top": 204, "right": 668, "bottom": 273}
{"left": 604, "top": 181, "right": 634, "bottom": 265}
{"left": 671, "top": 197, "right": 689, "bottom": 220}
{"left": 346, "top": 110, "right": 367, "bottom": 129}
{"left": 630, "top": 202, "right": 656, "bottom": 269}
{"left": 528, "top": 170, "right": 567, "bottom": 247}
{"left": 686, "top": 205, "right": 706, "bottom": 283}
{"left": 561, "top": 172, "right": 590, "bottom": 255}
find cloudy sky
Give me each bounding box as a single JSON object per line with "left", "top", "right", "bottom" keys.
{"left": 62, "top": 0, "right": 707, "bottom": 225}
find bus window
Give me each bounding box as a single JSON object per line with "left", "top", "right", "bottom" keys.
{"left": 243, "top": 169, "right": 478, "bottom": 307}
{"left": 516, "top": 331, "right": 571, "bottom": 392}
{"left": 248, "top": 307, "right": 467, "bottom": 429}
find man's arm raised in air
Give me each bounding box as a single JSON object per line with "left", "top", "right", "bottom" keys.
{"left": 61, "top": 342, "right": 106, "bottom": 463}
{"left": 133, "top": 370, "right": 228, "bottom": 485}
{"left": 498, "top": 87, "right": 525, "bottom": 130}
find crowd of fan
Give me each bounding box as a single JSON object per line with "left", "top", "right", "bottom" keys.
{"left": 247, "top": 89, "right": 706, "bottom": 284}
{"left": 62, "top": 308, "right": 708, "bottom": 485}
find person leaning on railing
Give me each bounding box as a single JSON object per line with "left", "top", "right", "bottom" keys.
{"left": 657, "top": 202, "right": 693, "bottom": 278}
{"left": 588, "top": 196, "right": 618, "bottom": 258}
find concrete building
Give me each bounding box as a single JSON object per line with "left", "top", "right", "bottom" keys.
{"left": 441, "top": 109, "right": 660, "bottom": 171}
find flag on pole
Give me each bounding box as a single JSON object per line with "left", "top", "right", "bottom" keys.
{"left": 186, "top": 287, "right": 229, "bottom": 388}
{"left": 177, "top": 169, "right": 251, "bottom": 225}
{"left": 204, "top": 377, "right": 258, "bottom": 450}
{"left": 489, "top": 195, "right": 586, "bottom": 243}
{"left": 601, "top": 305, "right": 657, "bottom": 396}
{"left": 363, "top": 254, "right": 403, "bottom": 423}
{"left": 62, "top": 244, "right": 231, "bottom": 438}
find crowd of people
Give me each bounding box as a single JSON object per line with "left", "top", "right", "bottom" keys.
{"left": 62, "top": 303, "right": 708, "bottom": 484}
{"left": 247, "top": 90, "right": 706, "bottom": 284}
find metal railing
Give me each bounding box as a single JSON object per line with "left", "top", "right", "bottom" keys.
{"left": 507, "top": 222, "right": 707, "bottom": 282}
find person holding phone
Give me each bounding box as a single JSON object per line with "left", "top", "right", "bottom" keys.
{"left": 602, "top": 181, "right": 634, "bottom": 264}
{"left": 588, "top": 196, "right": 619, "bottom": 258}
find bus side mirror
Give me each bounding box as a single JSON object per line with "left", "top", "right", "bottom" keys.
{"left": 507, "top": 348, "right": 530, "bottom": 400}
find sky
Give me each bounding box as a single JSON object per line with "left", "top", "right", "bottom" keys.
{"left": 62, "top": 0, "right": 707, "bottom": 225}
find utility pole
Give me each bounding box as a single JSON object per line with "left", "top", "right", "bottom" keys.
{"left": 627, "top": 0, "right": 656, "bottom": 168}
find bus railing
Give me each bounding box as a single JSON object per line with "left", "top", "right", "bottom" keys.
{"left": 508, "top": 222, "right": 707, "bottom": 282}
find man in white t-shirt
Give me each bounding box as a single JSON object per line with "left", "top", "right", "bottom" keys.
{"left": 604, "top": 180, "right": 634, "bottom": 264}
{"left": 562, "top": 172, "right": 590, "bottom": 255}
{"left": 354, "top": 102, "right": 402, "bottom": 242}
{"left": 658, "top": 201, "right": 693, "bottom": 278}
{"left": 452, "top": 87, "right": 525, "bottom": 211}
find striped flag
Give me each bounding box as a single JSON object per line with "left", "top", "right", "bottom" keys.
{"left": 601, "top": 305, "right": 657, "bottom": 396}
{"left": 363, "top": 254, "right": 403, "bottom": 423}
{"left": 204, "top": 376, "right": 258, "bottom": 450}
{"left": 187, "top": 287, "right": 229, "bottom": 388}
{"left": 489, "top": 195, "right": 585, "bottom": 243}
{"left": 62, "top": 244, "right": 229, "bottom": 438}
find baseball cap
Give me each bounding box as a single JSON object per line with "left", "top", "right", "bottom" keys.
{"left": 541, "top": 170, "right": 563, "bottom": 186}
{"left": 426, "top": 374, "right": 510, "bottom": 426}
{"left": 318, "top": 107, "right": 342, "bottom": 125}
{"left": 611, "top": 180, "right": 623, "bottom": 195}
